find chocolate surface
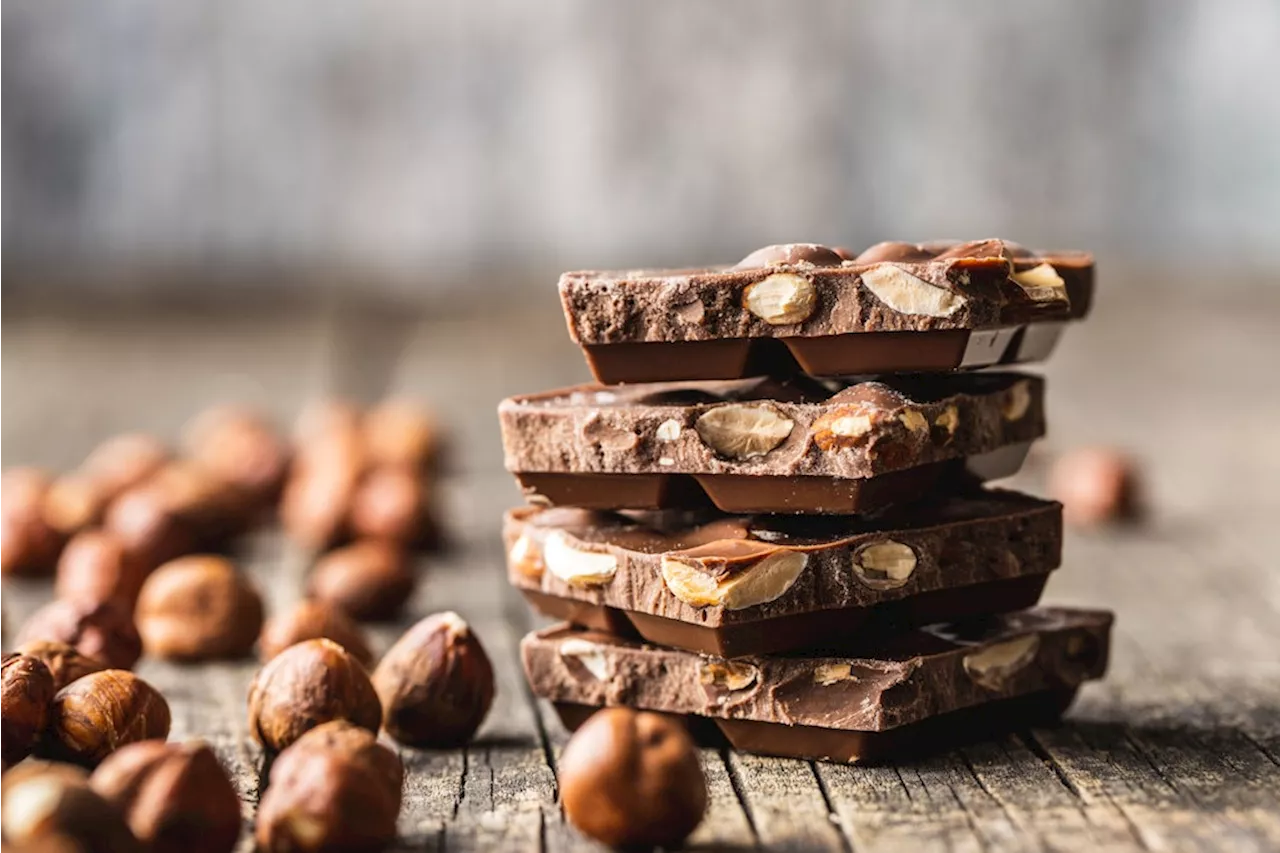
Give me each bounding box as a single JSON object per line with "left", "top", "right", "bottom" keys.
{"left": 504, "top": 490, "right": 1062, "bottom": 654}
{"left": 560, "top": 240, "right": 1092, "bottom": 382}
{"left": 522, "top": 607, "right": 1111, "bottom": 740}
{"left": 501, "top": 373, "right": 1042, "bottom": 513}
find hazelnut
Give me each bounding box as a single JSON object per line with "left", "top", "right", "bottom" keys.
{"left": 281, "top": 430, "right": 363, "bottom": 551}
{"left": 963, "top": 635, "right": 1042, "bottom": 691}
{"left": 1049, "top": 447, "right": 1142, "bottom": 528}
{"left": 260, "top": 600, "right": 373, "bottom": 666}
{"left": 54, "top": 530, "right": 147, "bottom": 611}
{"left": 90, "top": 740, "right": 241, "bottom": 853}
{"left": 135, "top": 555, "right": 264, "bottom": 660}
{"left": 558, "top": 707, "right": 706, "bottom": 849}
{"left": 143, "top": 462, "right": 249, "bottom": 541}
{"left": 742, "top": 273, "right": 818, "bottom": 325}
{"left": 12, "top": 641, "right": 108, "bottom": 692}
{"left": 1, "top": 761, "right": 142, "bottom": 853}
{"left": 1010, "top": 262, "right": 1068, "bottom": 303}
{"left": 661, "top": 551, "right": 807, "bottom": 610}
{"left": 733, "top": 243, "right": 844, "bottom": 269}
{"left": 1, "top": 468, "right": 63, "bottom": 576}
{"left": 255, "top": 721, "right": 402, "bottom": 853}
{"left": 306, "top": 540, "right": 415, "bottom": 622}
{"left": 362, "top": 398, "right": 441, "bottom": 472}
{"left": 851, "top": 540, "right": 918, "bottom": 590}
{"left": 182, "top": 406, "right": 288, "bottom": 504}
{"left": 247, "top": 639, "right": 381, "bottom": 753}
{"left": 860, "top": 265, "right": 966, "bottom": 317}
{"left": 16, "top": 599, "right": 142, "bottom": 671}
{"left": 80, "top": 433, "right": 169, "bottom": 497}
{"left": 542, "top": 531, "right": 617, "bottom": 588}
{"left": 42, "top": 475, "right": 109, "bottom": 537}
{"left": 347, "top": 466, "right": 433, "bottom": 545}
{"left": 41, "top": 670, "right": 171, "bottom": 767}
{"left": 2, "top": 654, "right": 56, "bottom": 769}
{"left": 694, "top": 404, "right": 794, "bottom": 460}
{"left": 372, "top": 612, "right": 494, "bottom": 748}
{"left": 103, "top": 486, "right": 195, "bottom": 571}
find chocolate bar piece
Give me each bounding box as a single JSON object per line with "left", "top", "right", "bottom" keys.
{"left": 505, "top": 489, "right": 1062, "bottom": 656}
{"left": 560, "top": 240, "right": 1094, "bottom": 383}
{"left": 522, "top": 608, "right": 1112, "bottom": 764}
{"left": 500, "top": 373, "right": 1042, "bottom": 514}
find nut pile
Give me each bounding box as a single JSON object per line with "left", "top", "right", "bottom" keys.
{"left": 1, "top": 398, "right": 504, "bottom": 852}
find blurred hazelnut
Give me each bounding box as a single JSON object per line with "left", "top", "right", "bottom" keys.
{"left": 143, "top": 462, "right": 248, "bottom": 541}
{"left": 371, "top": 611, "right": 493, "bottom": 748}
{"left": 2, "top": 468, "right": 63, "bottom": 576}
{"left": 182, "top": 406, "right": 288, "bottom": 505}
{"left": 306, "top": 541, "right": 415, "bottom": 622}
{"left": 281, "top": 429, "right": 364, "bottom": 551}
{"left": 292, "top": 399, "right": 362, "bottom": 446}
{"left": 247, "top": 639, "right": 381, "bottom": 753}
{"left": 104, "top": 486, "right": 195, "bottom": 571}
{"left": 1, "top": 761, "right": 142, "bottom": 853}
{"left": 79, "top": 433, "right": 169, "bottom": 497}
{"left": 16, "top": 599, "right": 142, "bottom": 671}
{"left": 558, "top": 707, "right": 706, "bottom": 849}
{"left": 254, "top": 721, "right": 402, "bottom": 853}
{"left": 348, "top": 467, "right": 434, "bottom": 545}
{"left": 42, "top": 475, "right": 108, "bottom": 537}
{"left": 40, "top": 670, "right": 171, "bottom": 767}
{"left": 1049, "top": 447, "right": 1142, "bottom": 527}
{"left": 2, "top": 654, "right": 56, "bottom": 769}
{"left": 12, "top": 641, "right": 108, "bottom": 692}
{"left": 135, "top": 555, "right": 264, "bottom": 660}
{"left": 90, "top": 740, "right": 241, "bottom": 853}
{"left": 54, "top": 530, "right": 147, "bottom": 611}
{"left": 362, "top": 399, "right": 440, "bottom": 472}
{"left": 259, "top": 600, "right": 372, "bottom": 666}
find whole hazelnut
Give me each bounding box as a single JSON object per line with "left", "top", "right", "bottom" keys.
{"left": 80, "top": 433, "right": 169, "bottom": 497}
{"left": 42, "top": 475, "right": 109, "bottom": 537}
{"left": 13, "top": 641, "right": 108, "bottom": 692}
{"left": 104, "top": 486, "right": 195, "bottom": 571}
{"left": 182, "top": 406, "right": 288, "bottom": 505}
{"left": 1049, "top": 447, "right": 1142, "bottom": 527}
{"left": 54, "top": 529, "right": 147, "bottom": 611}
{"left": 90, "top": 740, "right": 241, "bottom": 853}
{"left": 2, "top": 468, "right": 63, "bottom": 576}
{"left": 306, "top": 540, "right": 415, "bottom": 622}
{"left": 558, "top": 707, "right": 707, "bottom": 849}
{"left": 2, "top": 653, "right": 56, "bottom": 769}
{"left": 134, "top": 555, "right": 264, "bottom": 660}
{"left": 254, "top": 721, "right": 402, "bottom": 852}
{"left": 281, "top": 428, "right": 364, "bottom": 551}
{"left": 16, "top": 599, "right": 142, "bottom": 671}
{"left": 362, "top": 399, "right": 441, "bottom": 472}
{"left": 40, "top": 670, "right": 170, "bottom": 767}
{"left": 371, "top": 611, "right": 493, "bottom": 748}
{"left": 348, "top": 467, "right": 434, "bottom": 546}
{"left": 259, "top": 600, "right": 373, "bottom": 666}
{"left": 0, "top": 761, "right": 142, "bottom": 853}
{"left": 247, "top": 638, "right": 381, "bottom": 753}
{"left": 143, "top": 462, "right": 248, "bottom": 542}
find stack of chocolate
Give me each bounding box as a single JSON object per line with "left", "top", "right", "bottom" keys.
{"left": 499, "top": 241, "right": 1113, "bottom": 763}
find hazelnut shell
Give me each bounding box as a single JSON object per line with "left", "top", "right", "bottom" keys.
{"left": 55, "top": 529, "right": 147, "bottom": 610}
{"left": 1, "top": 761, "right": 142, "bottom": 853}
{"left": 15, "top": 598, "right": 142, "bottom": 671}
{"left": 135, "top": 555, "right": 264, "bottom": 660}
{"left": 2, "top": 653, "right": 56, "bottom": 768}
{"left": 259, "top": 599, "right": 373, "bottom": 666}
{"left": 306, "top": 540, "right": 415, "bottom": 622}
{"left": 14, "top": 640, "right": 109, "bottom": 692}
{"left": 41, "top": 669, "right": 171, "bottom": 767}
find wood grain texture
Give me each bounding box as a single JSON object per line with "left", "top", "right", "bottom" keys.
{"left": 2, "top": 286, "right": 1277, "bottom": 852}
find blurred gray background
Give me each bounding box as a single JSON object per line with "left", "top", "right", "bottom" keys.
{"left": 5, "top": 0, "right": 1279, "bottom": 304}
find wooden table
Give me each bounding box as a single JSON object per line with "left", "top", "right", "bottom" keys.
{"left": 3, "top": 282, "right": 1278, "bottom": 852}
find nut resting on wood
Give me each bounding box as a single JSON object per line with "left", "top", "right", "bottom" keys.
{"left": 372, "top": 611, "right": 494, "bottom": 748}
{"left": 1, "top": 468, "right": 63, "bottom": 576}
{"left": 2, "top": 653, "right": 56, "bottom": 769}
{"left": 259, "top": 599, "right": 373, "bottom": 666}
{"left": 255, "top": 720, "right": 403, "bottom": 853}
{"left": 16, "top": 598, "right": 143, "bottom": 671}
{"left": 12, "top": 641, "right": 107, "bottom": 692}
{"left": 1, "top": 761, "right": 142, "bottom": 853}
{"left": 134, "top": 554, "right": 264, "bottom": 660}
{"left": 40, "top": 669, "right": 171, "bottom": 767}
{"left": 557, "top": 707, "right": 707, "bottom": 849}
{"left": 306, "top": 540, "right": 416, "bottom": 622}
{"left": 247, "top": 638, "right": 382, "bottom": 753}
{"left": 54, "top": 529, "right": 148, "bottom": 611}
{"left": 181, "top": 406, "right": 289, "bottom": 508}
{"left": 90, "top": 740, "right": 242, "bottom": 853}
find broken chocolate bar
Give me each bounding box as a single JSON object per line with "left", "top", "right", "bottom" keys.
{"left": 560, "top": 240, "right": 1094, "bottom": 383}
{"left": 522, "top": 607, "right": 1112, "bottom": 764}
{"left": 500, "top": 373, "right": 1043, "bottom": 513}
{"left": 505, "top": 489, "right": 1062, "bottom": 656}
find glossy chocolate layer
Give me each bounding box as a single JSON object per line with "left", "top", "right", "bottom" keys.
{"left": 505, "top": 489, "right": 1062, "bottom": 655}
{"left": 501, "top": 373, "right": 1042, "bottom": 513}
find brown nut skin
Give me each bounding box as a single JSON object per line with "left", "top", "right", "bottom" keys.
{"left": 90, "top": 740, "right": 241, "bottom": 853}
{"left": 1, "top": 468, "right": 63, "bottom": 576}
{"left": 2, "top": 654, "right": 56, "bottom": 769}
{"left": 104, "top": 486, "right": 196, "bottom": 571}
{"left": 247, "top": 639, "right": 381, "bottom": 753}
{"left": 15, "top": 599, "right": 142, "bottom": 671}
{"left": 558, "top": 707, "right": 707, "bottom": 850}
{"left": 1049, "top": 447, "right": 1143, "bottom": 528}
{"left": 80, "top": 433, "right": 169, "bottom": 497}
{"left": 42, "top": 475, "right": 109, "bottom": 537}
{"left": 734, "top": 242, "right": 845, "bottom": 269}
{"left": 306, "top": 540, "right": 415, "bottom": 622}
{"left": 134, "top": 555, "right": 264, "bottom": 661}
{"left": 1, "top": 761, "right": 142, "bottom": 853}
{"left": 54, "top": 529, "right": 148, "bottom": 611}
{"left": 259, "top": 600, "right": 373, "bottom": 666}
{"left": 280, "top": 426, "right": 364, "bottom": 552}
{"left": 12, "top": 641, "right": 108, "bottom": 692}
{"left": 39, "top": 669, "right": 171, "bottom": 767}
{"left": 371, "top": 611, "right": 493, "bottom": 748}
{"left": 182, "top": 406, "right": 289, "bottom": 505}
{"left": 255, "top": 721, "right": 403, "bottom": 853}
{"left": 362, "top": 399, "right": 441, "bottom": 473}
{"left": 347, "top": 467, "right": 437, "bottom": 547}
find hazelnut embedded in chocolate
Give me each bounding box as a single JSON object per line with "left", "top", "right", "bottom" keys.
{"left": 134, "top": 555, "right": 265, "bottom": 660}
{"left": 16, "top": 598, "right": 143, "bottom": 671}
{"left": 733, "top": 243, "right": 844, "bottom": 269}
{"left": 371, "top": 611, "right": 494, "bottom": 748}
{"left": 1049, "top": 447, "right": 1142, "bottom": 527}
{"left": 2, "top": 653, "right": 56, "bottom": 769}
{"left": 557, "top": 707, "right": 707, "bottom": 849}
{"left": 41, "top": 669, "right": 171, "bottom": 767}
{"left": 259, "top": 599, "right": 374, "bottom": 665}
{"left": 306, "top": 540, "right": 415, "bottom": 622}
